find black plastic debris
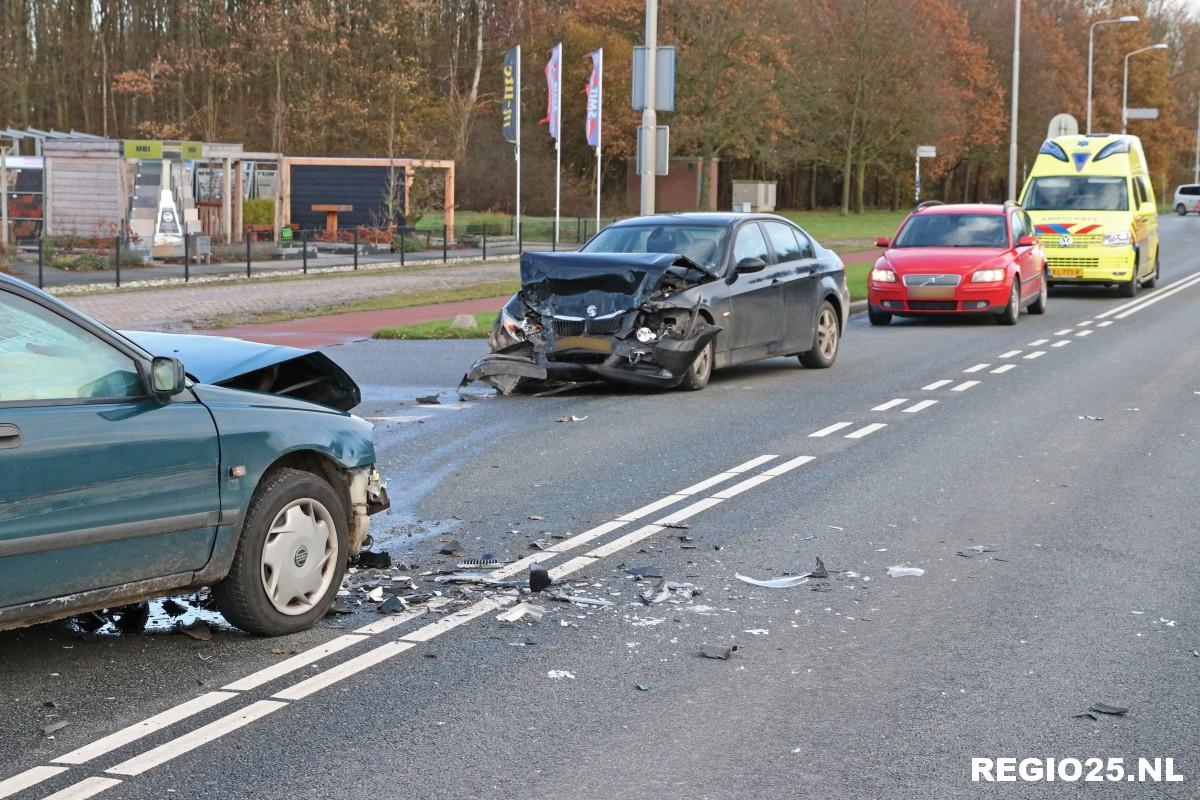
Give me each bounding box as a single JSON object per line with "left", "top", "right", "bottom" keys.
{"left": 700, "top": 644, "right": 738, "bottom": 660}
{"left": 556, "top": 415, "right": 588, "bottom": 423}
{"left": 528, "top": 515, "right": 545, "bottom": 521}
{"left": 378, "top": 595, "right": 407, "bottom": 614}
{"left": 416, "top": 394, "right": 441, "bottom": 405}
{"left": 177, "top": 620, "right": 212, "bottom": 641}
{"left": 439, "top": 539, "right": 464, "bottom": 556}
{"left": 625, "top": 565, "right": 664, "bottom": 579}
{"left": 356, "top": 550, "right": 393, "bottom": 569}
{"left": 529, "top": 562, "right": 552, "bottom": 593}
{"left": 1090, "top": 703, "right": 1129, "bottom": 716}
{"left": 161, "top": 598, "right": 188, "bottom": 617}
{"left": 41, "top": 721, "right": 70, "bottom": 737}
{"left": 663, "top": 522, "right": 689, "bottom": 530}
{"left": 810, "top": 557, "right": 829, "bottom": 580}
{"left": 326, "top": 599, "right": 354, "bottom": 616}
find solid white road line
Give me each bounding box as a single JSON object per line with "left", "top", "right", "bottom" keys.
{"left": 762, "top": 455, "right": 816, "bottom": 476}
{"left": 1053, "top": 328, "right": 1073, "bottom": 336}
{"left": 1113, "top": 272, "right": 1200, "bottom": 319}
{"left": 1097, "top": 320, "right": 1114, "bottom": 327}
{"left": 546, "top": 556, "right": 597, "bottom": 580}
{"left": 618, "top": 493, "right": 687, "bottom": 521}
{"left": 963, "top": 363, "right": 990, "bottom": 373}
{"left": 998, "top": 350, "right": 1022, "bottom": 358}
{"left": 951, "top": 380, "right": 980, "bottom": 392}
{"left": 1096, "top": 270, "right": 1200, "bottom": 318}
{"left": 1023, "top": 351, "right": 1046, "bottom": 360}
{"left": 902, "top": 399, "right": 938, "bottom": 413}
{"left": 272, "top": 642, "right": 418, "bottom": 701}
{"left": 655, "top": 496, "right": 726, "bottom": 525}
{"left": 1028, "top": 339, "right": 1049, "bottom": 346}
{"left": 352, "top": 608, "right": 428, "bottom": 637}
{"left": 106, "top": 701, "right": 287, "bottom": 777}
{"left": 54, "top": 692, "right": 238, "bottom": 766}
{"left": 0, "top": 767, "right": 69, "bottom": 800}
{"left": 399, "top": 599, "right": 506, "bottom": 644}
{"left": 809, "top": 422, "right": 853, "bottom": 437}
{"left": 872, "top": 398, "right": 908, "bottom": 411}
{"left": 728, "top": 454, "right": 779, "bottom": 473}
{"left": 923, "top": 379, "right": 954, "bottom": 390}
{"left": 1076, "top": 329, "right": 1093, "bottom": 337}
{"left": 38, "top": 778, "right": 122, "bottom": 800}
{"left": 990, "top": 364, "right": 1017, "bottom": 374}
{"left": 222, "top": 634, "right": 371, "bottom": 691}
{"left": 586, "top": 524, "right": 666, "bottom": 559}
{"left": 845, "top": 423, "right": 887, "bottom": 439}
{"left": 712, "top": 474, "right": 776, "bottom": 498}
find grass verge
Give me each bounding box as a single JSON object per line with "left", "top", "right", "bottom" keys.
{"left": 209, "top": 280, "right": 519, "bottom": 328}
{"left": 846, "top": 262, "right": 870, "bottom": 302}
{"left": 373, "top": 311, "right": 496, "bottom": 340}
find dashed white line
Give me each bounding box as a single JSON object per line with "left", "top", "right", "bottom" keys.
{"left": 963, "top": 363, "right": 991, "bottom": 373}
{"left": 1051, "top": 339, "right": 1071, "bottom": 348}
{"left": 951, "top": 380, "right": 980, "bottom": 392}
{"left": 106, "top": 700, "right": 287, "bottom": 776}
{"left": 1028, "top": 339, "right": 1049, "bottom": 346}
{"left": 38, "top": 778, "right": 121, "bottom": 800}
{"left": 270, "top": 642, "right": 418, "bottom": 702}
{"left": 1023, "top": 351, "right": 1046, "bottom": 360}
{"left": 1053, "top": 329, "right": 1073, "bottom": 336}
{"left": 222, "top": 634, "right": 371, "bottom": 691}
{"left": 727, "top": 454, "right": 779, "bottom": 473}
{"left": 1077, "top": 320, "right": 1092, "bottom": 326}
{"left": 872, "top": 398, "right": 909, "bottom": 411}
{"left": 809, "top": 422, "right": 853, "bottom": 437}
{"left": 845, "top": 423, "right": 887, "bottom": 439}
{"left": 1097, "top": 320, "right": 1114, "bottom": 327}
{"left": 923, "top": 379, "right": 954, "bottom": 390}
{"left": 0, "top": 767, "right": 69, "bottom": 800}
{"left": 1076, "top": 329, "right": 1093, "bottom": 337}
{"left": 990, "top": 364, "right": 1017, "bottom": 374}
{"left": 998, "top": 350, "right": 1022, "bottom": 359}
{"left": 54, "top": 692, "right": 238, "bottom": 766}
{"left": 902, "top": 400, "right": 938, "bottom": 413}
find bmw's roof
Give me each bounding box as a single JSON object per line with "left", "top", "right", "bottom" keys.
{"left": 608, "top": 212, "right": 793, "bottom": 227}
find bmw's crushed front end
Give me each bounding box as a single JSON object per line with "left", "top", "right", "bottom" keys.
{"left": 464, "top": 252, "right": 721, "bottom": 394}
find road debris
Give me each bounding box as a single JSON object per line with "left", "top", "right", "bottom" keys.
{"left": 624, "top": 565, "right": 664, "bottom": 579}
{"left": 886, "top": 566, "right": 925, "bottom": 578}
{"left": 744, "top": 628, "right": 769, "bottom": 636}
{"left": 640, "top": 579, "right": 701, "bottom": 604}
{"left": 41, "top": 721, "right": 70, "bottom": 737}
{"left": 636, "top": 683, "right": 650, "bottom": 691}
{"left": 176, "top": 620, "right": 212, "bottom": 641}
{"left": 416, "top": 394, "right": 441, "bottom": 405}
{"left": 160, "top": 598, "right": 187, "bottom": 617}
{"left": 529, "top": 562, "right": 552, "bottom": 593}
{"left": 736, "top": 573, "right": 809, "bottom": 589}
{"left": 378, "top": 595, "right": 407, "bottom": 614}
{"left": 528, "top": 514, "right": 545, "bottom": 521}
{"left": 955, "top": 545, "right": 999, "bottom": 558}
{"left": 1077, "top": 415, "right": 1104, "bottom": 421}
{"left": 1074, "top": 702, "right": 1129, "bottom": 720}
{"left": 355, "top": 550, "right": 392, "bottom": 569}
{"left": 438, "top": 539, "right": 464, "bottom": 556}
{"left": 496, "top": 603, "right": 546, "bottom": 623}
{"left": 457, "top": 557, "right": 505, "bottom": 569}
{"left": 546, "top": 591, "right": 614, "bottom": 607}
{"left": 557, "top": 415, "right": 588, "bottom": 423}
{"left": 700, "top": 643, "right": 738, "bottom": 660}
{"left": 547, "top": 670, "right": 576, "bottom": 680}
{"left": 367, "top": 587, "right": 386, "bottom": 602}
{"left": 663, "top": 521, "right": 689, "bottom": 529}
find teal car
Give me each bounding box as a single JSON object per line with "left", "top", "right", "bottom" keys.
{"left": 0, "top": 274, "right": 389, "bottom": 635}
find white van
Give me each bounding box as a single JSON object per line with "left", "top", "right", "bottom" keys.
{"left": 1174, "top": 184, "right": 1200, "bottom": 215}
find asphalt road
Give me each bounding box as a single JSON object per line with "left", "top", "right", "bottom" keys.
{"left": 3, "top": 216, "right": 1200, "bottom": 799}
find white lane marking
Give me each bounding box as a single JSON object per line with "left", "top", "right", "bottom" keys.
{"left": 352, "top": 608, "right": 428, "bottom": 636}
{"left": 492, "top": 551, "right": 559, "bottom": 577}
{"left": 1051, "top": 340, "right": 1071, "bottom": 348}
{"left": 762, "top": 455, "right": 815, "bottom": 476}
{"left": 106, "top": 701, "right": 286, "bottom": 777}
{"left": 53, "top": 692, "right": 237, "bottom": 766}
{"left": 1113, "top": 271, "right": 1200, "bottom": 319}
{"left": 677, "top": 472, "right": 737, "bottom": 496}
{"left": 845, "top": 423, "right": 887, "bottom": 439}
{"left": 872, "top": 398, "right": 908, "bottom": 411}
{"left": 655, "top": 496, "right": 726, "bottom": 525}
{"left": 902, "top": 400, "right": 938, "bottom": 413}
{"left": 618, "top": 494, "right": 687, "bottom": 521}
{"left": 923, "top": 379, "right": 954, "bottom": 390}
{"left": 1076, "top": 329, "right": 1093, "bottom": 337}
{"left": 1023, "top": 351, "right": 1046, "bottom": 360}
{"left": 399, "top": 599, "right": 506, "bottom": 644}
{"left": 271, "top": 642, "right": 417, "bottom": 701}
{"left": 547, "top": 555, "right": 597, "bottom": 580}
{"left": 728, "top": 454, "right": 779, "bottom": 473}
{"left": 1053, "top": 329, "right": 1073, "bottom": 336}
{"left": 586, "top": 525, "right": 664, "bottom": 560}
{"left": 1097, "top": 320, "right": 1114, "bottom": 327}
{"left": 951, "top": 380, "right": 980, "bottom": 392}
{"left": 222, "top": 635, "right": 370, "bottom": 691}
{"left": 963, "top": 364, "right": 990, "bottom": 373}
{"left": 998, "top": 350, "right": 1022, "bottom": 358}
{"left": 990, "top": 364, "right": 1017, "bottom": 374}
{"left": 0, "top": 767, "right": 69, "bottom": 799}
{"left": 712, "top": 473, "right": 775, "bottom": 498}
{"left": 38, "top": 778, "right": 122, "bottom": 800}
{"left": 1028, "top": 339, "right": 1049, "bottom": 346}
{"left": 809, "top": 422, "right": 853, "bottom": 437}
{"left": 1096, "top": 270, "right": 1200, "bottom": 318}
{"left": 1077, "top": 320, "right": 1093, "bottom": 326}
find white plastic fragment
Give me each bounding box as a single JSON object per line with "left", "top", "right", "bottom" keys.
{"left": 886, "top": 566, "right": 925, "bottom": 578}
{"left": 496, "top": 603, "right": 546, "bottom": 623}
{"left": 735, "top": 573, "right": 810, "bottom": 589}
{"left": 547, "top": 670, "right": 576, "bottom": 680}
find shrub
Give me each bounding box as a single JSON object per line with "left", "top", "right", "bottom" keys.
{"left": 243, "top": 198, "right": 275, "bottom": 227}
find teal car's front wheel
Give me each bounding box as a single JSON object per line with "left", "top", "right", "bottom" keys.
{"left": 214, "top": 468, "right": 349, "bottom": 636}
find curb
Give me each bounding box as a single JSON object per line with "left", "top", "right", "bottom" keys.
{"left": 849, "top": 299, "right": 868, "bottom": 316}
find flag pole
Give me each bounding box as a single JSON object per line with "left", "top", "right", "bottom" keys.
{"left": 554, "top": 45, "right": 562, "bottom": 248}
{"left": 595, "top": 48, "right": 603, "bottom": 237}
{"left": 515, "top": 45, "right": 521, "bottom": 247}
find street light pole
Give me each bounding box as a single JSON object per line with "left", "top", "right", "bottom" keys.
{"left": 639, "top": 0, "right": 658, "bottom": 215}
{"left": 1007, "top": 0, "right": 1020, "bottom": 202}
{"left": 1122, "top": 43, "right": 1169, "bottom": 135}
{"left": 1087, "top": 15, "right": 1139, "bottom": 134}
{"left": 1193, "top": 96, "right": 1199, "bottom": 185}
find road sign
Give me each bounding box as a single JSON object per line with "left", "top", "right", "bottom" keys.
{"left": 916, "top": 145, "right": 937, "bottom": 158}
{"left": 636, "top": 125, "right": 670, "bottom": 176}
{"left": 1048, "top": 113, "right": 1079, "bottom": 138}
{"left": 632, "top": 46, "right": 675, "bottom": 112}
{"left": 1124, "top": 107, "right": 1159, "bottom": 121}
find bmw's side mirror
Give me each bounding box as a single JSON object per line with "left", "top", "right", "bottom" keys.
{"left": 735, "top": 257, "right": 767, "bottom": 274}
{"left": 150, "top": 356, "right": 187, "bottom": 399}
{"left": 1016, "top": 235, "right": 1036, "bottom": 248}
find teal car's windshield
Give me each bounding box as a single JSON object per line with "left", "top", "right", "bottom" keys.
{"left": 893, "top": 214, "right": 1008, "bottom": 248}
{"left": 583, "top": 225, "right": 728, "bottom": 271}
{"left": 1024, "top": 176, "right": 1129, "bottom": 211}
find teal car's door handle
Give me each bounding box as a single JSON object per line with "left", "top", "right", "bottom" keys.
{"left": 0, "top": 424, "right": 21, "bottom": 449}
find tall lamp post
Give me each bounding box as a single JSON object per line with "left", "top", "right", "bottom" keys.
{"left": 1122, "top": 43, "right": 1168, "bottom": 135}
{"left": 1087, "top": 15, "right": 1139, "bottom": 134}
{"left": 1007, "top": 0, "right": 1020, "bottom": 202}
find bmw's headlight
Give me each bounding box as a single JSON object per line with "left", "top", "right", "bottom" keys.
{"left": 971, "top": 268, "right": 1006, "bottom": 283}
{"left": 1102, "top": 231, "right": 1132, "bottom": 247}
{"left": 498, "top": 306, "right": 528, "bottom": 342}
{"left": 870, "top": 267, "right": 897, "bottom": 283}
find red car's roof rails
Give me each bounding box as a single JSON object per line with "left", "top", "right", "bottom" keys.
{"left": 914, "top": 200, "right": 944, "bottom": 212}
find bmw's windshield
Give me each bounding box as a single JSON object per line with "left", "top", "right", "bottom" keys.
{"left": 893, "top": 214, "right": 1008, "bottom": 248}
{"left": 1024, "top": 176, "right": 1129, "bottom": 211}
{"left": 583, "top": 224, "right": 728, "bottom": 271}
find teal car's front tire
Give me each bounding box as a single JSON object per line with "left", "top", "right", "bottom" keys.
{"left": 214, "top": 468, "right": 349, "bottom": 636}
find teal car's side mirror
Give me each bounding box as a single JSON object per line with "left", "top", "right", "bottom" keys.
{"left": 150, "top": 356, "right": 187, "bottom": 399}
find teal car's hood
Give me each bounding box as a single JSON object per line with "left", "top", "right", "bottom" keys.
{"left": 122, "top": 331, "right": 362, "bottom": 412}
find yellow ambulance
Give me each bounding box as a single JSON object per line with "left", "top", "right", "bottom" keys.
{"left": 1018, "top": 134, "right": 1159, "bottom": 297}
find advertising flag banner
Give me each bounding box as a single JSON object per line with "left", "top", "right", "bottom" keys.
{"left": 502, "top": 47, "right": 519, "bottom": 143}
{"left": 585, "top": 49, "right": 602, "bottom": 148}
{"left": 540, "top": 43, "right": 562, "bottom": 140}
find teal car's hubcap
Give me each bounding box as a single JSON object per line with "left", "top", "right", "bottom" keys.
{"left": 261, "top": 499, "right": 338, "bottom": 615}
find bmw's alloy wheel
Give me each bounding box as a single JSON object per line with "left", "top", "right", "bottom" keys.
{"left": 260, "top": 499, "right": 339, "bottom": 615}
{"left": 692, "top": 343, "right": 712, "bottom": 382}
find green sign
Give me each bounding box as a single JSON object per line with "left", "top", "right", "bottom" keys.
{"left": 182, "top": 141, "right": 203, "bottom": 160}
{"left": 123, "top": 140, "right": 163, "bottom": 159}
